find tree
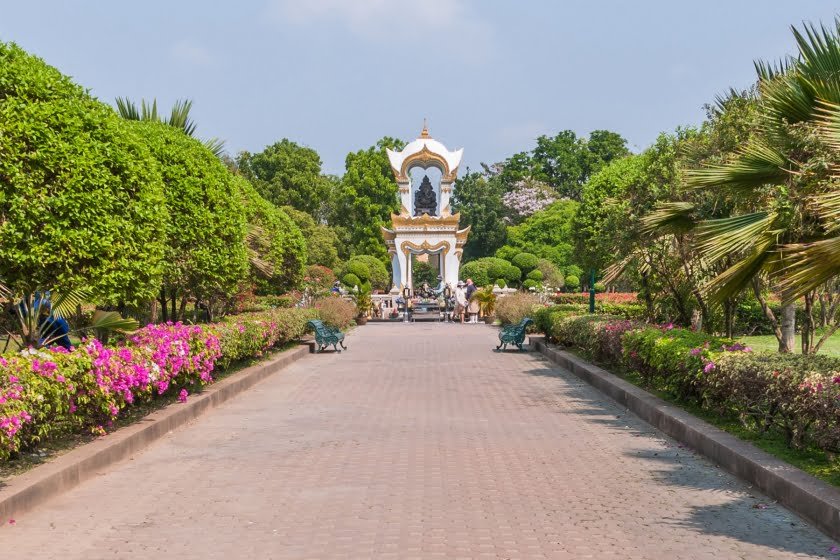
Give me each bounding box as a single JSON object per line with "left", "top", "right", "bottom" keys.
{"left": 500, "top": 200, "right": 580, "bottom": 272}
{"left": 685, "top": 22, "right": 840, "bottom": 352}
{"left": 331, "top": 137, "right": 405, "bottom": 260}
{"left": 130, "top": 121, "right": 248, "bottom": 320}
{"left": 237, "top": 139, "right": 332, "bottom": 219}
{"left": 341, "top": 255, "right": 390, "bottom": 291}
{"left": 499, "top": 130, "right": 630, "bottom": 200}
{"left": 282, "top": 206, "right": 341, "bottom": 269}
{"left": 237, "top": 178, "right": 307, "bottom": 295}
{"left": 451, "top": 170, "right": 508, "bottom": 260}
{"left": 0, "top": 42, "right": 167, "bottom": 308}
{"left": 115, "top": 97, "right": 225, "bottom": 157}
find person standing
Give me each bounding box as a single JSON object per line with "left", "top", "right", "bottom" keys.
{"left": 454, "top": 281, "right": 468, "bottom": 324}
{"left": 465, "top": 278, "right": 477, "bottom": 301}
{"left": 465, "top": 278, "right": 479, "bottom": 324}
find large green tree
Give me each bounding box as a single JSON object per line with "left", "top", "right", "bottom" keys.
{"left": 330, "top": 137, "right": 405, "bottom": 261}
{"left": 282, "top": 205, "right": 341, "bottom": 269}
{"left": 0, "top": 42, "right": 167, "bottom": 308}
{"left": 131, "top": 121, "right": 248, "bottom": 320}
{"left": 451, "top": 169, "right": 508, "bottom": 261}
{"left": 237, "top": 139, "right": 332, "bottom": 220}
{"left": 499, "top": 130, "right": 629, "bottom": 200}
{"left": 497, "top": 200, "right": 580, "bottom": 273}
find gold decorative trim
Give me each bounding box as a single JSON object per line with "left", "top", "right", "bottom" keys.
{"left": 396, "top": 145, "right": 451, "bottom": 181}
{"left": 381, "top": 227, "right": 396, "bottom": 242}
{"left": 455, "top": 226, "right": 471, "bottom": 246}
{"left": 400, "top": 240, "right": 451, "bottom": 257}
{"left": 454, "top": 250, "right": 463, "bottom": 261}
{"left": 391, "top": 213, "right": 461, "bottom": 229}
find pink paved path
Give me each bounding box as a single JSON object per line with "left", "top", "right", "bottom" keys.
{"left": 1, "top": 323, "right": 836, "bottom": 559}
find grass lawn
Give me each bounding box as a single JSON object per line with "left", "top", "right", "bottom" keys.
{"left": 737, "top": 329, "right": 840, "bottom": 355}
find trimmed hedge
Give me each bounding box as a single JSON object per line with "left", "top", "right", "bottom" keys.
{"left": 538, "top": 312, "right": 840, "bottom": 452}
{"left": 0, "top": 308, "right": 313, "bottom": 461}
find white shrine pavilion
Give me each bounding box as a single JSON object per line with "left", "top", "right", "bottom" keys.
{"left": 381, "top": 125, "right": 470, "bottom": 293}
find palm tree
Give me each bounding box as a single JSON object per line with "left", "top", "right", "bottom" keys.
{"left": 683, "top": 20, "right": 840, "bottom": 352}
{"left": 114, "top": 97, "right": 225, "bottom": 157}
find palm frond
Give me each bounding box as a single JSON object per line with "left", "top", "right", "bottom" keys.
{"left": 685, "top": 141, "right": 787, "bottom": 193}
{"left": 141, "top": 99, "right": 159, "bottom": 122}
{"left": 49, "top": 288, "right": 92, "bottom": 319}
{"left": 817, "top": 100, "right": 840, "bottom": 152}
{"left": 694, "top": 212, "right": 777, "bottom": 263}
{"left": 701, "top": 236, "right": 775, "bottom": 304}
{"left": 168, "top": 99, "right": 197, "bottom": 136}
{"left": 114, "top": 97, "right": 140, "bottom": 120}
{"left": 639, "top": 202, "right": 696, "bottom": 236}
{"left": 792, "top": 21, "right": 840, "bottom": 105}
{"left": 203, "top": 137, "right": 226, "bottom": 158}
{"left": 778, "top": 236, "right": 840, "bottom": 300}
{"left": 89, "top": 310, "right": 139, "bottom": 333}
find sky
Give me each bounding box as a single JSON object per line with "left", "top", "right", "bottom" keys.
{"left": 1, "top": 1, "right": 838, "bottom": 175}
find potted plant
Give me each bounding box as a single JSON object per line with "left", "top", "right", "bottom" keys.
{"left": 472, "top": 287, "right": 497, "bottom": 324}
{"left": 351, "top": 286, "right": 372, "bottom": 325}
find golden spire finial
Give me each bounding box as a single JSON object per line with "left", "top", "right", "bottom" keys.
{"left": 420, "top": 118, "right": 430, "bottom": 138}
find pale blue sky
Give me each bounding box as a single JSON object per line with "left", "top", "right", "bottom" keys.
{"left": 1, "top": 1, "right": 837, "bottom": 174}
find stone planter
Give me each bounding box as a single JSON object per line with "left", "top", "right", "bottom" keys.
{"left": 356, "top": 316, "right": 368, "bottom": 326}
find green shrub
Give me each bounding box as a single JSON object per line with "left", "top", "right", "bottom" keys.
{"left": 523, "top": 279, "right": 539, "bottom": 290}
{"left": 0, "top": 42, "right": 167, "bottom": 307}
{"left": 527, "top": 269, "right": 544, "bottom": 282}
{"left": 495, "top": 293, "right": 539, "bottom": 325}
{"left": 594, "top": 282, "right": 606, "bottom": 293}
{"left": 343, "top": 260, "right": 371, "bottom": 282}
{"left": 495, "top": 279, "right": 507, "bottom": 288}
{"left": 703, "top": 352, "right": 840, "bottom": 450}
{"left": 536, "top": 259, "right": 564, "bottom": 288}
{"left": 598, "top": 301, "right": 648, "bottom": 320}
{"left": 348, "top": 255, "right": 389, "bottom": 291}
{"left": 460, "top": 260, "right": 492, "bottom": 287}
{"left": 512, "top": 252, "right": 539, "bottom": 273}
{"left": 565, "top": 275, "right": 581, "bottom": 291}
{"left": 342, "top": 273, "right": 361, "bottom": 288}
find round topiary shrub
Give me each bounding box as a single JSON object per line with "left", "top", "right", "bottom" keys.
{"left": 594, "top": 282, "right": 606, "bottom": 293}
{"left": 504, "top": 264, "right": 523, "bottom": 286}
{"left": 460, "top": 260, "right": 492, "bottom": 287}
{"left": 344, "top": 260, "right": 371, "bottom": 282}
{"left": 512, "top": 252, "right": 539, "bottom": 273}
{"left": 523, "top": 279, "right": 539, "bottom": 290}
{"left": 342, "top": 273, "right": 361, "bottom": 288}
{"left": 565, "top": 275, "right": 581, "bottom": 291}
{"left": 495, "top": 279, "right": 507, "bottom": 288}
{"left": 349, "top": 255, "right": 389, "bottom": 291}
{"left": 527, "top": 269, "right": 544, "bottom": 282}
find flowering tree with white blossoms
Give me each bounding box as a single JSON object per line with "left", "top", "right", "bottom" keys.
{"left": 501, "top": 178, "right": 558, "bottom": 223}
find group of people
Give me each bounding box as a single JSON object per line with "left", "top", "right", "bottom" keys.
{"left": 453, "top": 278, "right": 478, "bottom": 324}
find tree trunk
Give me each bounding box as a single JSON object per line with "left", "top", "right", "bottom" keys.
{"left": 150, "top": 299, "right": 159, "bottom": 324}
{"left": 640, "top": 272, "right": 655, "bottom": 322}
{"left": 779, "top": 300, "right": 796, "bottom": 353}
{"left": 802, "top": 291, "right": 816, "bottom": 354}
{"left": 170, "top": 291, "right": 177, "bottom": 322}
{"left": 691, "top": 308, "right": 703, "bottom": 332}
{"left": 178, "top": 297, "right": 188, "bottom": 322}
{"left": 752, "top": 278, "right": 783, "bottom": 348}
{"left": 724, "top": 298, "right": 735, "bottom": 339}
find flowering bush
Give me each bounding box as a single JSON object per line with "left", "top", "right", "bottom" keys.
{"left": 0, "top": 308, "right": 313, "bottom": 461}
{"left": 703, "top": 353, "right": 840, "bottom": 450}
{"left": 552, "top": 292, "right": 639, "bottom": 305}
{"left": 313, "top": 297, "right": 356, "bottom": 329}
{"left": 495, "top": 293, "right": 540, "bottom": 325}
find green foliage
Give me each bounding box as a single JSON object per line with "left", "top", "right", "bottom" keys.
{"left": 348, "top": 255, "right": 389, "bottom": 291}
{"left": 594, "top": 282, "right": 606, "bottom": 293}
{"left": 342, "top": 273, "right": 361, "bottom": 289}
{"left": 331, "top": 137, "right": 405, "bottom": 260}
{"left": 512, "top": 252, "right": 539, "bottom": 273}
{"left": 282, "top": 206, "right": 341, "bottom": 269}
{"left": 451, "top": 170, "right": 507, "bottom": 260}
{"left": 459, "top": 260, "right": 492, "bottom": 287}
{"left": 236, "top": 178, "right": 306, "bottom": 293}
{"left": 565, "top": 275, "right": 580, "bottom": 291}
{"left": 502, "top": 200, "right": 579, "bottom": 270}
{"left": 522, "top": 279, "right": 539, "bottom": 290}
{"left": 500, "top": 130, "right": 629, "bottom": 200}
{"left": 412, "top": 259, "right": 438, "bottom": 288}
{"left": 527, "top": 269, "right": 544, "bottom": 282}
{"left": 495, "top": 279, "right": 507, "bottom": 288}
{"left": 460, "top": 257, "right": 519, "bottom": 287}
{"left": 132, "top": 121, "right": 248, "bottom": 301}
{"left": 0, "top": 42, "right": 167, "bottom": 307}
{"left": 237, "top": 139, "right": 332, "bottom": 219}
{"left": 536, "top": 259, "right": 564, "bottom": 288}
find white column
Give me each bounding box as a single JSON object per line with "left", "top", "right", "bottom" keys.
{"left": 390, "top": 252, "right": 402, "bottom": 292}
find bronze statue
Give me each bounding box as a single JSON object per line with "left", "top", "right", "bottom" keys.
{"left": 413, "top": 175, "right": 437, "bottom": 216}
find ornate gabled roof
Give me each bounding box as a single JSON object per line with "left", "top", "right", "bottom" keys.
{"left": 386, "top": 125, "right": 463, "bottom": 179}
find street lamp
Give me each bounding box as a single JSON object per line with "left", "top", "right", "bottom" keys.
{"left": 402, "top": 286, "right": 412, "bottom": 323}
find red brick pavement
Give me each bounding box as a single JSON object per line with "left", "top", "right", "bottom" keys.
{"left": 0, "top": 323, "right": 836, "bottom": 559}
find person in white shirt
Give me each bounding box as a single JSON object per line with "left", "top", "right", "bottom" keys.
{"left": 454, "top": 281, "right": 468, "bottom": 324}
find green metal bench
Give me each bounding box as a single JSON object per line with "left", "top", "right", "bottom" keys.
{"left": 307, "top": 319, "right": 347, "bottom": 353}
{"left": 496, "top": 317, "right": 533, "bottom": 351}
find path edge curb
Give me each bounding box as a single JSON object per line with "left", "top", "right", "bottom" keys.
{"left": 530, "top": 335, "right": 840, "bottom": 541}
{"left": 0, "top": 344, "right": 311, "bottom": 522}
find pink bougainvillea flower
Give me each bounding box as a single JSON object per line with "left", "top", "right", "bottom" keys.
{"left": 178, "top": 389, "right": 188, "bottom": 403}
{"left": 8, "top": 519, "right": 15, "bottom": 525}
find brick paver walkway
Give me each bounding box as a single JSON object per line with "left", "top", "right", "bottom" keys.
{"left": 2, "top": 323, "right": 837, "bottom": 559}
